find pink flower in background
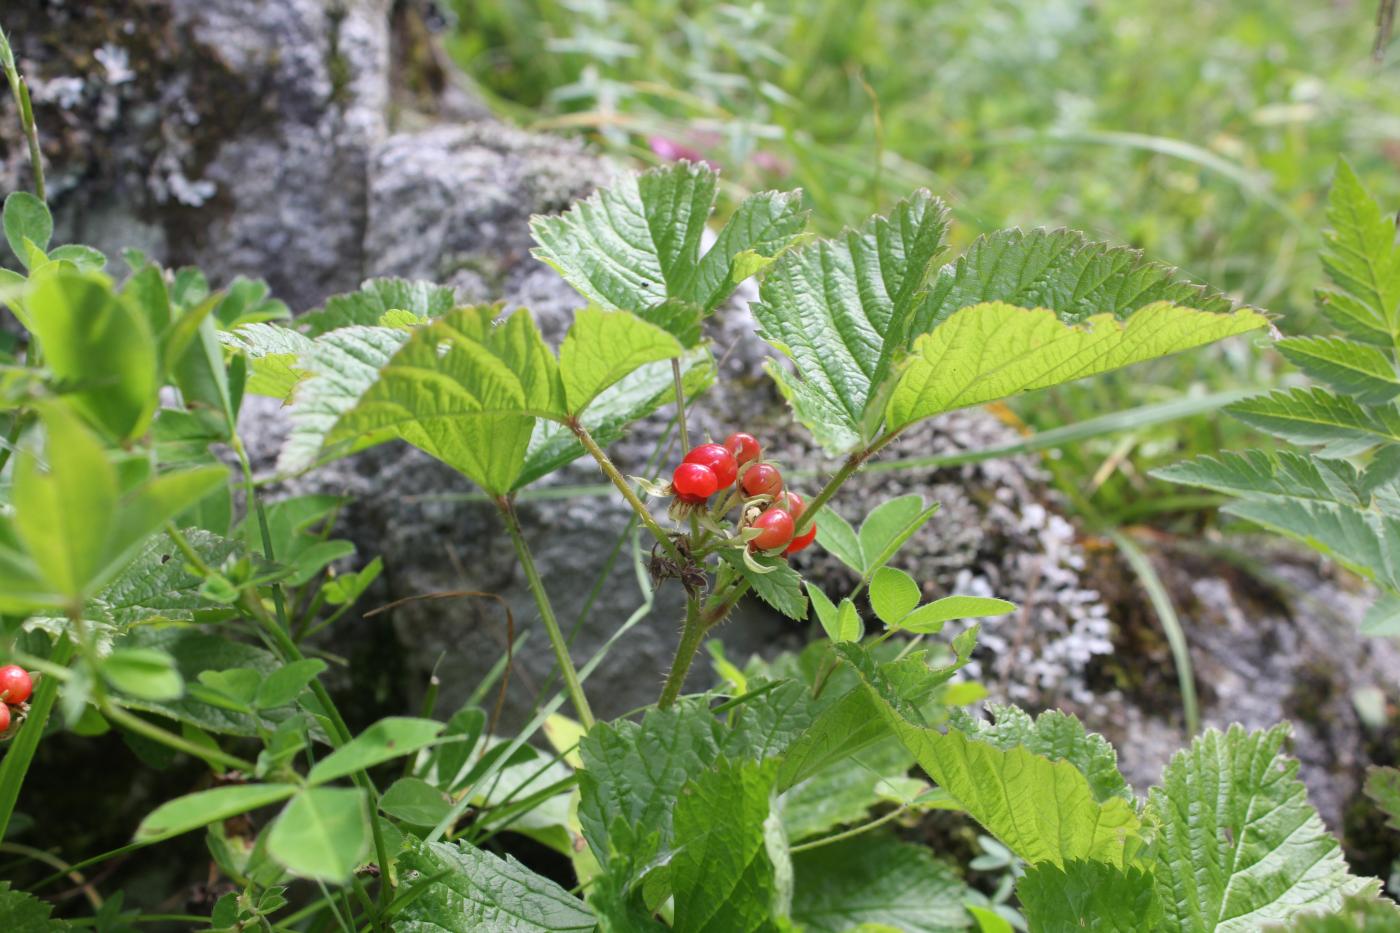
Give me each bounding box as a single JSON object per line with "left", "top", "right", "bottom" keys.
{"left": 648, "top": 135, "right": 721, "bottom": 170}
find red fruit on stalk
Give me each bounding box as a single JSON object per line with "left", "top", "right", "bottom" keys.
{"left": 723, "top": 432, "right": 761, "bottom": 466}
{"left": 741, "top": 463, "right": 783, "bottom": 498}
{"left": 749, "top": 508, "right": 795, "bottom": 550}
{"left": 786, "top": 524, "right": 817, "bottom": 554}
{"left": 0, "top": 702, "right": 9, "bottom": 733}
{"left": 672, "top": 462, "right": 720, "bottom": 502}
{"left": 0, "top": 665, "right": 32, "bottom": 705}
{"left": 683, "top": 444, "right": 738, "bottom": 488}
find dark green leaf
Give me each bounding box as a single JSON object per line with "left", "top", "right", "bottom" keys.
{"left": 791, "top": 833, "right": 968, "bottom": 933}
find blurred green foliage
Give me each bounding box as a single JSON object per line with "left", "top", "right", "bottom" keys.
{"left": 450, "top": 0, "right": 1400, "bottom": 525}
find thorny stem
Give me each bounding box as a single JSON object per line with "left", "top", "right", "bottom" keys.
{"left": 498, "top": 497, "right": 596, "bottom": 729}
{"left": 570, "top": 419, "right": 685, "bottom": 564}
{"left": 658, "top": 578, "right": 752, "bottom": 708}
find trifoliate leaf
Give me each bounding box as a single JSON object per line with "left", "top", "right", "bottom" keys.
{"left": 396, "top": 836, "right": 596, "bottom": 932}
{"left": 887, "top": 301, "right": 1267, "bottom": 431}
{"left": 869, "top": 566, "right": 921, "bottom": 625}
{"left": 1152, "top": 450, "right": 1372, "bottom": 511}
{"left": 753, "top": 191, "right": 950, "bottom": 453}
{"left": 1147, "top": 724, "right": 1377, "bottom": 932}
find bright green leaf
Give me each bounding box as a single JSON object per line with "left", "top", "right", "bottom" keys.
{"left": 722, "top": 550, "right": 807, "bottom": 620}
{"left": 254, "top": 659, "right": 327, "bottom": 709}
{"left": 102, "top": 647, "right": 184, "bottom": 700}
{"left": 1225, "top": 387, "right": 1400, "bottom": 458}
{"left": 298, "top": 277, "right": 457, "bottom": 336}
{"left": 1017, "top": 860, "right": 1160, "bottom": 932}
{"left": 266, "top": 787, "right": 371, "bottom": 883}
{"left": 135, "top": 783, "right": 297, "bottom": 843}
{"left": 560, "top": 307, "right": 683, "bottom": 413}
{"left": 1317, "top": 160, "right": 1400, "bottom": 345}
{"left": 869, "top": 567, "right": 920, "bottom": 625}
{"left": 3, "top": 191, "right": 52, "bottom": 265}
{"left": 857, "top": 495, "right": 940, "bottom": 577}
{"left": 897, "top": 596, "right": 1016, "bottom": 634}
{"left": 306, "top": 717, "right": 445, "bottom": 785}
{"left": 1276, "top": 336, "right": 1400, "bottom": 404}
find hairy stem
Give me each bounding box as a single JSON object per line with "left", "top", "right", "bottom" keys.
{"left": 498, "top": 497, "right": 595, "bottom": 729}
{"left": 657, "top": 579, "right": 752, "bottom": 708}
{"left": 570, "top": 420, "right": 684, "bottom": 563}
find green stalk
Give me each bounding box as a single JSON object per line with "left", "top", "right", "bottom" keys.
{"left": 570, "top": 420, "right": 684, "bottom": 563}
{"left": 671, "top": 358, "right": 690, "bottom": 452}
{"left": 0, "top": 637, "right": 74, "bottom": 841}
{"left": 100, "top": 702, "right": 256, "bottom": 773}
{"left": 0, "top": 24, "right": 45, "bottom": 199}
{"left": 658, "top": 598, "right": 705, "bottom": 709}
{"left": 498, "top": 497, "right": 595, "bottom": 729}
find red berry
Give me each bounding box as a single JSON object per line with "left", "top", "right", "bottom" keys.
{"left": 741, "top": 463, "right": 783, "bottom": 498}
{"left": 0, "top": 666, "right": 32, "bottom": 705}
{"left": 0, "top": 703, "right": 9, "bottom": 733}
{"left": 785, "top": 524, "right": 817, "bottom": 555}
{"left": 684, "top": 444, "right": 738, "bottom": 488}
{"left": 672, "top": 462, "right": 719, "bottom": 502}
{"left": 750, "top": 508, "right": 795, "bottom": 550}
{"left": 783, "top": 491, "right": 806, "bottom": 520}
{"left": 724, "top": 432, "right": 761, "bottom": 466}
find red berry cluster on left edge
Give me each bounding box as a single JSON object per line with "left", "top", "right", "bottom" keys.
{"left": 669, "top": 432, "right": 818, "bottom": 556}
{"left": 0, "top": 664, "right": 34, "bottom": 734}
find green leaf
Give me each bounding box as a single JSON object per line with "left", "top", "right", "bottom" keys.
{"left": 857, "top": 495, "right": 940, "bottom": 578}
{"left": 298, "top": 277, "right": 457, "bottom": 336}
{"left": 869, "top": 567, "right": 921, "bottom": 625}
{"left": 49, "top": 244, "right": 107, "bottom": 272}
{"left": 396, "top": 836, "right": 596, "bottom": 932}
{"left": 815, "top": 507, "right": 863, "bottom": 573}
{"left": 1147, "top": 724, "right": 1377, "bottom": 932}
{"left": 135, "top": 783, "right": 297, "bottom": 843}
{"left": 917, "top": 227, "right": 1236, "bottom": 333}
{"left": 116, "top": 629, "right": 280, "bottom": 736}
{"left": 807, "top": 585, "right": 843, "bottom": 643}
{"left": 1226, "top": 387, "right": 1400, "bottom": 458}
{"left": 722, "top": 550, "right": 808, "bottom": 620}
{"left": 1364, "top": 766, "right": 1400, "bottom": 832}
{"left": 887, "top": 301, "right": 1267, "bottom": 431}
{"left": 578, "top": 699, "right": 722, "bottom": 876}
{"left": 790, "top": 833, "right": 968, "bottom": 933}
{"left": 530, "top": 163, "right": 804, "bottom": 340}
{"left": 0, "top": 880, "right": 70, "bottom": 930}
{"left": 670, "top": 758, "right": 782, "bottom": 933}
{"left": 3, "top": 191, "right": 52, "bottom": 265}
{"left": 753, "top": 191, "right": 950, "bottom": 452}
{"left": 1276, "top": 337, "right": 1400, "bottom": 404}
{"left": 1317, "top": 160, "right": 1400, "bottom": 345}
{"left": 1017, "top": 860, "right": 1161, "bottom": 932}
{"left": 380, "top": 777, "right": 455, "bottom": 826}
{"left": 897, "top": 596, "right": 1016, "bottom": 634}
{"left": 26, "top": 270, "right": 159, "bottom": 441}
{"left": 220, "top": 323, "right": 316, "bottom": 401}
{"left": 267, "top": 787, "right": 371, "bottom": 883}
{"left": 1153, "top": 450, "right": 1373, "bottom": 510}
{"left": 281, "top": 308, "right": 566, "bottom": 494}
{"left": 169, "top": 301, "right": 236, "bottom": 438}
{"left": 306, "top": 717, "right": 445, "bottom": 785}
{"left": 101, "top": 647, "right": 184, "bottom": 700}
{"left": 781, "top": 738, "right": 915, "bottom": 842}
{"left": 953, "top": 705, "right": 1132, "bottom": 803}
{"left": 560, "top": 307, "right": 683, "bottom": 413}
{"left": 96, "top": 529, "right": 239, "bottom": 628}
{"left": 1222, "top": 496, "right": 1400, "bottom": 592}
{"left": 254, "top": 659, "right": 327, "bottom": 709}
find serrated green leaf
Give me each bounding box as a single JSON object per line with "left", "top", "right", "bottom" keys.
{"left": 560, "top": 307, "right": 683, "bottom": 413}
{"left": 781, "top": 738, "right": 915, "bottom": 842}
{"left": 220, "top": 323, "right": 316, "bottom": 401}
{"left": 530, "top": 163, "right": 804, "bottom": 343}
{"left": 0, "top": 880, "right": 70, "bottom": 930}
{"left": 579, "top": 699, "right": 723, "bottom": 876}
{"left": 917, "top": 227, "right": 1236, "bottom": 333}
{"left": 670, "top": 758, "right": 781, "bottom": 933}
{"left": 1317, "top": 161, "right": 1400, "bottom": 344}
{"left": 26, "top": 270, "right": 159, "bottom": 441}
{"left": 869, "top": 566, "right": 920, "bottom": 625}
{"left": 1147, "top": 724, "right": 1376, "bottom": 932}
{"left": 1153, "top": 450, "right": 1372, "bottom": 511}
{"left": 1226, "top": 387, "right": 1400, "bottom": 458}
{"left": 135, "top": 783, "right": 297, "bottom": 843}
{"left": 722, "top": 550, "right": 808, "bottom": 620}
{"left": 1265, "top": 894, "right": 1400, "bottom": 931}
{"left": 952, "top": 705, "right": 1132, "bottom": 803}
{"left": 396, "top": 836, "right": 596, "bottom": 932}
{"left": 267, "top": 787, "right": 370, "bottom": 883}
{"left": 306, "top": 717, "right": 445, "bottom": 785}
{"left": 1277, "top": 336, "right": 1400, "bottom": 404}
{"left": 887, "top": 301, "right": 1266, "bottom": 431}
{"left": 3, "top": 191, "right": 52, "bottom": 265}
{"left": 298, "top": 277, "right": 457, "bottom": 336}
{"left": 753, "top": 192, "right": 949, "bottom": 453}
{"left": 1017, "top": 860, "right": 1161, "bottom": 932}
{"left": 280, "top": 308, "right": 566, "bottom": 493}
{"left": 95, "top": 529, "right": 238, "bottom": 627}
{"left": 898, "top": 596, "right": 1016, "bottom": 634}
{"left": 791, "top": 833, "right": 968, "bottom": 933}
{"left": 1222, "top": 497, "right": 1400, "bottom": 592}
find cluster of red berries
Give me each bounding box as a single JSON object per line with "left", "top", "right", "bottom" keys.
{"left": 0, "top": 664, "right": 34, "bottom": 734}
{"left": 671, "top": 432, "right": 817, "bottom": 555}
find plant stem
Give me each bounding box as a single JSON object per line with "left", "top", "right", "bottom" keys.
{"left": 788, "top": 802, "right": 910, "bottom": 853}
{"left": 795, "top": 430, "right": 901, "bottom": 535}
{"left": 671, "top": 358, "right": 690, "bottom": 452}
{"left": 498, "top": 497, "right": 595, "bottom": 729}
{"left": 570, "top": 420, "right": 684, "bottom": 563}
{"left": 0, "top": 636, "right": 74, "bottom": 841}
{"left": 0, "top": 27, "right": 45, "bottom": 200}
{"left": 658, "top": 598, "right": 705, "bottom": 709}
{"left": 101, "top": 702, "right": 256, "bottom": 773}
